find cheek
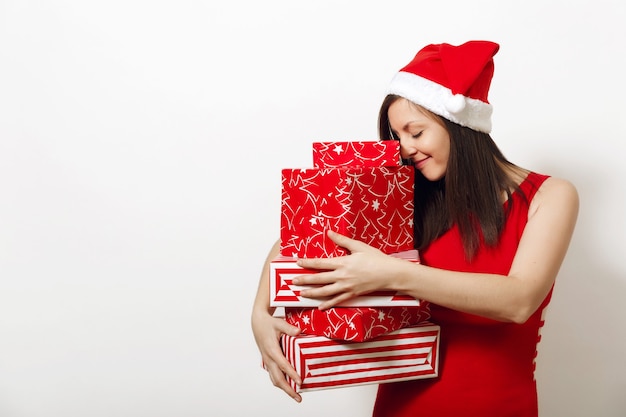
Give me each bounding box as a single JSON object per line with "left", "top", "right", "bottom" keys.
{"left": 438, "top": 146, "right": 451, "bottom": 163}
{"left": 434, "top": 135, "right": 451, "bottom": 162}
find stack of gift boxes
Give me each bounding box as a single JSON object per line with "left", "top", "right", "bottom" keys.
{"left": 268, "top": 140, "right": 441, "bottom": 392}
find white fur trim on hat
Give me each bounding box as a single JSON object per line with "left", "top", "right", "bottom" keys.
{"left": 387, "top": 71, "right": 493, "bottom": 133}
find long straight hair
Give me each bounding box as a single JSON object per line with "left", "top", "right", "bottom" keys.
{"left": 378, "top": 95, "right": 524, "bottom": 260}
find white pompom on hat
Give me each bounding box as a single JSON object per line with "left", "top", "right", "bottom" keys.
{"left": 387, "top": 40, "right": 500, "bottom": 133}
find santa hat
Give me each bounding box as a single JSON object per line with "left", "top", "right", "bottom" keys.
{"left": 386, "top": 40, "right": 500, "bottom": 133}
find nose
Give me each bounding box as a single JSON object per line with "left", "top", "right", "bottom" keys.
{"left": 398, "top": 136, "right": 417, "bottom": 160}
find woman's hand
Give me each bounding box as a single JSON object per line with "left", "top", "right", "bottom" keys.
{"left": 294, "top": 230, "right": 407, "bottom": 309}
{"left": 251, "top": 309, "right": 303, "bottom": 402}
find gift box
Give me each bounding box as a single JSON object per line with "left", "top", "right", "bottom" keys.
{"left": 312, "top": 141, "right": 402, "bottom": 168}
{"left": 285, "top": 305, "right": 431, "bottom": 342}
{"left": 280, "top": 140, "right": 414, "bottom": 258}
{"left": 269, "top": 250, "right": 421, "bottom": 307}
{"left": 279, "top": 165, "right": 414, "bottom": 258}
{"left": 281, "top": 323, "right": 440, "bottom": 392}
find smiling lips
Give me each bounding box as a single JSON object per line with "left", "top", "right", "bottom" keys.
{"left": 412, "top": 157, "right": 430, "bottom": 169}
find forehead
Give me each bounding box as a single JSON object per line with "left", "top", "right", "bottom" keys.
{"left": 388, "top": 98, "right": 439, "bottom": 126}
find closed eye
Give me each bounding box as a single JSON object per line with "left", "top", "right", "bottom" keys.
{"left": 412, "top": 131, "right": 423, "bottom": 139}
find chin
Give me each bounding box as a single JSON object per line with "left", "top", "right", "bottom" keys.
{"left": 416, "top": 162, "right": 447, "bottom": 180}
{"left": 420, "top": 170, "right": 445, "bottom": 182}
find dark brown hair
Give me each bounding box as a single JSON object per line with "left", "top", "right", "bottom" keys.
{"left": 378, "top": 95, "right": 524, "bottom": 260}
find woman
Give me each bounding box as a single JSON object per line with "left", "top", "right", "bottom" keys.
{"left": 251, "top": 40, "right": 579, "bottom": 416}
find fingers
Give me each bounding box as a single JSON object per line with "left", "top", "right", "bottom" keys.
{"left": 317, "top": 292, "right": 356, "bottom": 310}
{"left": 277, "top": 318, "right": 302, "bottom": 337}
{"left": 275, "top": 352, "right": 302, "bottom": 387}
{"left": 292, "top": 271, "right": 352, "bottom": 303}
{"left": 296, "top": 257, "right": 339, "bottom": 271}
{"left": 325, "top": 230, "right": 357, "bottom": 252}
{"left": 292, "top": 270, "right": 336, "bottom": 286}
{"left": 265, "top": 357, "right": 302, "bottom": 403}
{"left": 326, "top": 230, "right": 372, "bottom": 252}
{"left": 298, "top": 279, "right": 352, "bottom": 300}
{"left": 295, "top": 230, "right": 377, "bottom": 271}
{"left": 263, "top": 318, "right": 303, "bottom": 401}
{"left": 269, "top": 349, "right": 302, "bottom": 387}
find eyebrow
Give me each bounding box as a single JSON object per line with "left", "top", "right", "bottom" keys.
{"left": 402, "top": 121, "right": 428, "bottom": 130}
{"left": 389, "top": 120, "right": 426, "bottom": 137}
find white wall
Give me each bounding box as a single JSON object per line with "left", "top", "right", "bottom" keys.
{"left": 1, "top": 1, "right": 624, "bottom": 416}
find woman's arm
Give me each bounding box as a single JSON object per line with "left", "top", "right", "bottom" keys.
{"left": 251, "top": 239, "right": 303, "bottom": 402}
{"left": 295, "top": 178, "right": 579, "bottom": 323}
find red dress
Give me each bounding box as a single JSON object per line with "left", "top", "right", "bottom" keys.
{"left": 373, "top": 172, "right": 551, "bottom": 417}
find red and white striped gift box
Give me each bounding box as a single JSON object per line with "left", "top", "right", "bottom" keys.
{"left": 269, "top": 250, "right": 421, "bottom": 307}
{"left": 282, "top": 323, "right": 440, "bottom": 392}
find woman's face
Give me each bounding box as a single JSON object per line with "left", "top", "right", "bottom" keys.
{"left": 388, "top": 98, "right": 450, "bottom": 181}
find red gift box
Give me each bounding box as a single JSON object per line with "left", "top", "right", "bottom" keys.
{"left": 269, "top": 250, "right": 421, "bottom": 307}
{"left": 285, "top": 305, "right": 431, "bottom": 342}
{"left": 281, "top": 323, "right": 440, "bottom": 392}
{"left": 312, "top": 141, "right": 402, "bottom": 168}
{"left": 279, "top": 165, "right": 414, "bottom": 258}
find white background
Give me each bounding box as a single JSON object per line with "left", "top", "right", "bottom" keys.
{"left": 1, "top": 1, "right": 625, "bottom": 416}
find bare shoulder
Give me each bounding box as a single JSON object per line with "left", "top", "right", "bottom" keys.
{"left": 537, "top": 176, "right": 579, "bottom": 202}
{"left": 530, "top": 176, "right": 579, "bottom": 218}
